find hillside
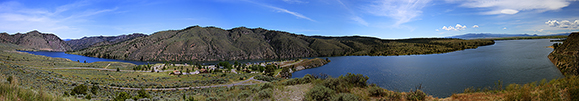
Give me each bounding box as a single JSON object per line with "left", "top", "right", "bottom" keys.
{"left": 0, "top": 30, "right": 71, "bottom": 52}
{"left": 69, "top": 26, "right": 495, "bottom": 61}
{"left": 548, "top": 32, "right": 579, "bottom": 76}
{"left": 65, "top": 33, "right": 147, "bottom": 50}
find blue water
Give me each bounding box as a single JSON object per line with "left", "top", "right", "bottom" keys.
{"left": 23, "top": 39, "right": 564, "bottom": 98}
{"left": 292, "top": 39, "right": 564, "bottom": 97}
{"left": 19, "top": 51, "right": 152, "bottom": 65}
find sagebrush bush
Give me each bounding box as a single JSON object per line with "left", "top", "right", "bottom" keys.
{"left": 306, "top": 85, "right": 336, "bottom": 101}
{"left": 330, "top": 93, "right": 361, "bottom": 101}
{"left": 258, "top": 88, "right": 272, "bottom": 99}
{"left": 406, "top": 89, "right": 426, "bottom": 101}
{"left": 368, "top": 86, "right": 387, "bottom": 97}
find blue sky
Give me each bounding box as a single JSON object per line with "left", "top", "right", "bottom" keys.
{"left": 1, "top": 0, "right": 578, "bottom": 39}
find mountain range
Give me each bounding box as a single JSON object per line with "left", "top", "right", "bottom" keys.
{"left": 65, "top": 33, "right": 147, "bottom": 50}
{"left": 67, "top": 26, "right": 494, "bottom": 61}
{"left": 0, "top": 30, "right": 71, "bottom": 51}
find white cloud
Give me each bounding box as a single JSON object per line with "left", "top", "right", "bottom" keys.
{"left": 546, "top": 20, "right": 579, "bottom": 29}
{"left": 447, "top": 0, "right": 571, "bottom": 15}
{"left": 503, "top": 27, "right": 507, "bottom": 30}
{"left": 472, "top": 25, "right": 479, "bottom": 28}
{"left": 442, "top": 24, "right": 467, "bottom": 31}
{"left": 367, "top": 0, "right": 431, "bottom": 26}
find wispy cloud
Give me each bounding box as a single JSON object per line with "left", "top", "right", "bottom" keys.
{"left": 337, "top": 0, "right": 368, "bottom": 26}
{"left": 282, "top": 0, "right": 308, "bottom": 4}
{"left": 446, "top": 0, "right": 571, "bottom": 15}
{"left": 367, "top": 0, "right": 431, "bottom": 26}
{"left": 246, "top": 0, "right": 315, "bottom": 22}
{"left": 0, "top": 1, "right": 116, "bottom": 36}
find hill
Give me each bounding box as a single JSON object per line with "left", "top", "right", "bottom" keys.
{"left": 69, "top": 26, "right": 494, "bottom": 61}
{"left": 0, "top": 30, "right": 71, "bottom": 52}
{"left": 549, "top": 32, "right": 579, "bottom": 76}
{"left": 65, "top": 33, "right": 147, "bottom": 50}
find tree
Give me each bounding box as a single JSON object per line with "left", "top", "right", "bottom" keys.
{"left": 186, "top": 68, "right": 190, "bottom": 73}
{"left": 116, "top": 68, "right": 120, "bottom": 72}
{"left": 83, "top": 60, "right": 86, "bottom": 63}
{"left": 264, "top": 65, "right": 276, "bottom": 76}
{"left": 280, "top": 67, "right": 292, "bottom": 78}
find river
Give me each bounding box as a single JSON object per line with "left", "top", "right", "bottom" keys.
{"left": 22, "top": 39, "right": 564, "bottom": 97}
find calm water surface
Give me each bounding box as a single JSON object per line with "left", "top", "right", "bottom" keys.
{"left": 23, "top": 39, "right": 564, "bottom": 97}
{"left": 292, "top": 39, "right": 563, "bottom": 97}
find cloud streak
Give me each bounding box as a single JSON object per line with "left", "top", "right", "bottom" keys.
{"left": 246, "top": 0, "right": 315, "bottom": 22}
{"left": 446, "top": 0, "right": 571, "bottom": 15}
{"left": 337, "top": 0, "right": 368, "bottom": 26}
{"left": 367, "top": 0, "right": 431, "bottom": 26}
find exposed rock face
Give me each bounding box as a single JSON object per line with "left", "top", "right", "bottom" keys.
{"left": 0, "top": 31, "right": 71, "bottom": 51}
{"left": 66, "top": 33, "right": 147, "bottom": 50}
{"left": 292, "top": 58, "right": 329, "bottom": 71}
{"left": 69, "top": 26, "right": 494, "bottom": 61}
{"left": 549, "top": 32, "right": 579, "bottom": 76}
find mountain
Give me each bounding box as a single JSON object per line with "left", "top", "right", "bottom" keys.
{"left": 549, "top": 32, "right": 579, "bottom": 76}
{"left": 449, "top": 33, "right": 571, "bottom": 39}
{"left": 65, "top": 33, "right": 147, "bottom": 50}
{"left": 69, "top": 26, "right": 494, "bottom": 61}
{"left": 0, "top": 30, "right": 71, "bottom": 51}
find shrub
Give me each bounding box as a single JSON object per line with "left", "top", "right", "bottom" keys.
{"left": 70, "top": 84, "right": 88, "bottom": 95}
{"left": 260, "top": 83, "right": 273, "bottom": 90}
{"left": 114, "top": 92, "right": 131, "bottom": 101}
{"left": 322, "top": 78, "right": 348, "bottom": 93}
{"left": 406, "top": 89, "right": 426, "bottom": 101}
{"left": 369, "top": 86, "right": 387, "bottom": 97}
{"left": 237, "top": 91, "right": 250, "bottom": 99}
{"left": 569, "top": 87, "right": 579, "bottom": 100}
{"left": 90, "top": 85, "right": 99, "bottom": 95}
{"left": 306, "top": 85, "right": 336, "bottom": 101}
{"left": 330, "top": 93, "right": 361, "bottom": 101}
{"left": 7, "top": 75, "right": 12, "bottom": 84}
{"left": 85, "top": 94, "right": 92, "bottom": 100}
{"left": 339, "top": 73, "right": 369, "bottom": 88}
{"left": 137, "top": 88, "right": 151, "bottom": 99}
{"left": 258, "top": 88, "right": 273, "bottom": 99}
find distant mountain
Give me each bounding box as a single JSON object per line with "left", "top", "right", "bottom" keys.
{"left": 449, "top": 33, "right": 571, "bottom": 39}
{"left": 69, "top": 26, "right": 494, "bottom": 61}
{"left": 65, "top": 33, "right": 147, "bottom": 50}
{"left": 0, "top": 30, "right": 71, "bottom": 51}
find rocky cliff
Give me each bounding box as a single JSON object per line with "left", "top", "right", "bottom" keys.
{"left": 549, "top": 32, "right": 579, "bottom": 76}
{"left": 66, "top": 33, "right": 147, "bottom": 50}
{"left": 69, "top": 26, "right": 494, "bottom": 62}
{"left": 0, "top": 31, "right": 71, "bottom": 51}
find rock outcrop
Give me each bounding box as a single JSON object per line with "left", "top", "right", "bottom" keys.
{"left": 549, "top": 32, "right": 579, "bottom": 76}
{"left": 66, "top": 33, "right": 147, "bottom": 50}
{"left": 0, "top": 30, "right": 71, "bottom": 51}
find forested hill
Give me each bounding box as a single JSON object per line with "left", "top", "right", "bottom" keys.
{"left": 68, "top": 26, "right": 495, "bottom": 62}
{"left": 549, "top": 32, "right": 579, "bottom": 76}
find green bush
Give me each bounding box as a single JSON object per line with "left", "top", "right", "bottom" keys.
{"left": 406, "top": 89, "right": 426, "bottom": 101}
{"left": 90, "top": 85, "right": 99, "bottom": 95}
{"left": 70, "top": 84, "right": 88, "bottom": 95}
{"left": 330, "top": 93, "right": 361, "bottom": 101}
{"left": 260, "top": 83, "right": 273, "bottom": 90}
{"left": 322, "top": 78, "right": 348, "bottom": 93}
{"left": 368, "top": 86, "right": 387, "bottom": 97}
{"left": 568, "top": 87, "right": 579, "bottom": 100}
{"left": 7, "top": 75, "right": 13, "bottom": 84}
{"left": 114, "top": 92, "right": 131, "bottom": 101}
{"left": 306, "top": 85, "right": 336, "bottom": 101}
{"left": 237, "top": 91, "right": 250, "bottom": 99}
{"left": 339, "top": 73, "right": 369, "bottom": 88}
{"left": 258, "top": 88, "right": 273, "bottom": 99}
{"left": 137, "top": 88, "right": 151, "bottom": 99}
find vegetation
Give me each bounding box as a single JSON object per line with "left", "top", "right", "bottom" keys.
{"left": 69, "top": 26, "right": 495, "bottom": 62}
{"left": 491, "top": 35, "right": 567, "bottom": 40}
